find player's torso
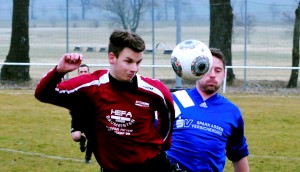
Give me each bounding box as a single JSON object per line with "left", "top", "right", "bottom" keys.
{"left": 169, "top": 89, "right": 237, "bottom": 171}
{"left": 90, "top": 83, "right": 158, "bottom": 138}
{"left": 84, "top": 79, "right": 167, "bottom": 169}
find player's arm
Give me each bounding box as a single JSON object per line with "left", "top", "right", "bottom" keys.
{"left": 232, "top": 157, "right": 249, "bottom": 172}
{"left": 35, "top": 53, "right": 83, "bottom": 108}
{"left": 157, "top": 85, "right": 175, "bottom": 150}
{"left": 226, "top": 114, "right": 249, "bottom": 171}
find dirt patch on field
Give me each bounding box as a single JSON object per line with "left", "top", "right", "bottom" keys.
{"left": 0, "top": 80, "right": 38, "bottom": 90}
{"left": 1, "top": 79, "right": 300, "bottom": 95}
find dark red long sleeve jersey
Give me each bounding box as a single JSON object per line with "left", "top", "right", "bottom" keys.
{"left": 35, "top": 67, "right": 175, "bottom": 170}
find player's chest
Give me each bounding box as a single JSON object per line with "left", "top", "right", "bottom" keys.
{"left": 90, "top": 88, "right": 157, "bottom": 118}
{"left": 177, "top": 106, "right": 234, "bottom": 138}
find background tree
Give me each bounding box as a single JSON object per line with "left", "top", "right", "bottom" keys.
{"left": 91, "top": 0, "right": 154, "bottom": 33}
{"left": 30, "top": 0, "right": 36, "bottom": 20}
{"left": 269, "top": 3, "right": 280, "bottom": 22}
{"left": 209, "top": 0, "right": 235, "bottom": 84}
{"left": 70, "top": 0, "right": 90, "bottom": 20}
{"left": 80, "top": 0, "right": 89, "bottom": 20}
{"left": 1, "top": 0, "right": 30, "bottom": 81}
{"left": 287, "top": 2, "right": 300, "bottom": 88}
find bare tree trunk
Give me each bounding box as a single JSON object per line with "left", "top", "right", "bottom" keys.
{"left": 287, "top": 2, "right": 300, "bottom": 88}
{"left": 80, "top": 0, "right": 89, "bottom": 20}
{"left": 1, "top": 0, "right": 30, "bottom": 81}
{"left": 209, "top": 0, "right": 235, "bottom": 84}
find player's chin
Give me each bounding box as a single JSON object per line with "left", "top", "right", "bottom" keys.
{"left": 128, "top": 74, "right": 136, "bottom": 80}
{"left": 204, "top": 86, "right": 218, "bottom": 94}
{"left": 122, "top": 75, "right": 135, "bottom": 82}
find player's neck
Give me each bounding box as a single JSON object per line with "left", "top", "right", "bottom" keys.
{"left": 109, "top": 73, "right": 138, "bottom": 91}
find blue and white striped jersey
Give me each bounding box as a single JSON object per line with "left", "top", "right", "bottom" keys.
{"left": 167, "top": 88, "right": 249, "bottom": 172}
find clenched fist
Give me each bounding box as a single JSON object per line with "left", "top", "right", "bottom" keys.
{"left": 57, "top": 53, "right": 83, "bottom": 73}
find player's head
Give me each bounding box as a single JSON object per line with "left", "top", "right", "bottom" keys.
{"left": 196, "top": 48, "right": 226, "bottom": 94}
{"left": 107, "top": 30, "right": 145, "bottom": 82}
{"left": 78, "top": 64, "right": 89, "bottom": 76}
{"left": 108, "top": 29, "right": 145, "bottom": 58}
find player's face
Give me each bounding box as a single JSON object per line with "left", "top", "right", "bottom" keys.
{"left": 109, "top": 47, "right": 143, "bottom": 82}
{"left": 78, "top": 66, "right": 89, "bottom": 76}
{"left": 197, "top": 56, "right": 225, "bottom": 94}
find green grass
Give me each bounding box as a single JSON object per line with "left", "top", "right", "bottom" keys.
{"left": 0, "top": 91, "right": 300, "bottom": 171}
{"left": 0, "top": 91, "right": 99, "bottom": 172}
{"left": 224, "top": 95, "right": 300, "bottom": 171}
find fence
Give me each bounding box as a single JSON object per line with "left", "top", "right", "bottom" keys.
{"left": 1, "top": 62, "right": 300, "bottom": 94}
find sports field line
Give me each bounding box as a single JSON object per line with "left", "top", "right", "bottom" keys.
{"left": 0, "top": 91, "right": 34, "bottom": 94}
{"left": 1, "top": 147, "right": 300, "bottom": 161}
{"left": 0, "top": 147, "right": 83, "bottom": 162}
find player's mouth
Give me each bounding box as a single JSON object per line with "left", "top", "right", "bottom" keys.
{"left": 206, "top": 80, "right": 217, "bottom": 86}
{"left": 125, "top": 74, "right": 135, "bottom": 80}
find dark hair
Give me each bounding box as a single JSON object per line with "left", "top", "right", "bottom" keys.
{"left": 209, "top": 48, "right": 226, "bottom": 69}
{"left": 78, "top": 64, "right": 89, "bottom": 72}
{"left": 80, "top": 64, "right": 89, "bottom": 68}
{"left": 108, "top": 29, "right": 145, "bottom": 58}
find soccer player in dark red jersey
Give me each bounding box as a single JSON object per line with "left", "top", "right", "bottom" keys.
{"left": 35, "top": 30, "right": 178, "bottom": 172}
{"left": 69, "top": 64, "right": 93, "bottom": 163}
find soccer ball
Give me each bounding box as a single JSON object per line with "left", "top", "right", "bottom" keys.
{"left": 171, "top": 40, "right": 213, "bottom": 81}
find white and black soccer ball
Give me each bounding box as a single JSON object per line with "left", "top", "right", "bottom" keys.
{"left": 171, "top": 40, "right": 213, "bottom": 81}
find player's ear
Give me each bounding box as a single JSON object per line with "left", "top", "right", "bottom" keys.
{"left": 108, "top": 52, "right": 116, "bottom": 64}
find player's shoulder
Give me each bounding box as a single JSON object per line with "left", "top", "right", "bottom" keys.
{"left": 138, "top": 74, "right": 166, "bottom": 86}
{"left": 171, "top": 88, "right": 192, "bottom": 102}
{"left": 217, "top": 94, "right": 241, "bottom": 113}
{"left": 91, "top": 69, "right": 109, "bottom": 76}
{"left": 69, "top": 69, "right": 108, "bottom": 85}
{"left": 217, "top": 94, "right": 235, "bottom": 105}
{"left": 138, "top": 75, "right": 171, "bottom": 93}
{"left": 79, "top": 69, "right": 109, "bottom": 81}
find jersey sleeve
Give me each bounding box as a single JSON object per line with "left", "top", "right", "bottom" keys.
{"left": 226, "top": 114, "right": 249, "bottom": 161}
{"left": 156, "top": 83, "right": 175, "bottom": 151}
{"left": 34, "top": 66, "right": 78, "bottom": 109}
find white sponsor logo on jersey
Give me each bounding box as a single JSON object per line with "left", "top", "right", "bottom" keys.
{"left": 135, "top": 100, "right": 150, "bottom": 107}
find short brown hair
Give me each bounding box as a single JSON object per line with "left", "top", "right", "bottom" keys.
{"left": 108, "top": 29, "right": 145, "bottom": 58}
{"left": 209, "top": 48, "right": 226, "bottom": 69}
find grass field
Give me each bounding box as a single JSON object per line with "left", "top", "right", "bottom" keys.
{"left": 0, "top": 90, "right": 300, "bottom": 171}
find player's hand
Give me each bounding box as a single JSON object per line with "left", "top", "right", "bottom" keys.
{"left": 57, "top": 53, "right": 83, "bottom": 73}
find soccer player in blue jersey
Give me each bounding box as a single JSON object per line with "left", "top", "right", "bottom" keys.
{"left": 167, "top": 48, "right": 249, "bottom": 172}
